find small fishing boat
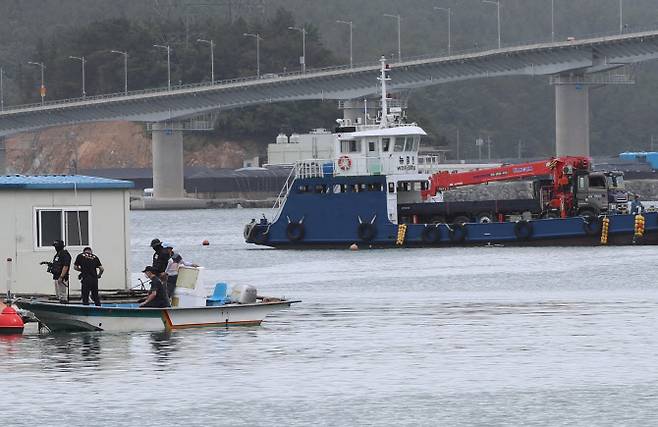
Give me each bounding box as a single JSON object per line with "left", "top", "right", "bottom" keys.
{"left": 15, "top": 274, "right": 299, "bottom": 333}
{"left": 14, "top": 298, "right": 299, "bottom": 333}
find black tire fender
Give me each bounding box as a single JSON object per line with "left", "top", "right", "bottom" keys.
{"left": 514, "top": 220, "right": 533, "bottom": 241}
{"left": 252, "top": 226, "right": 269, "bottom": 244}
{"left": 582, "top": 215, "right": 602, "bottom": 236}
{"left": 421, "top": 225, "right": 441, "bottom": 244}
{"left": 357, "top": 223, "right": 377, "bottom": 242}
{"left": 449, "top": 223, "right": 467, "bottom": 243}
{"left": 286, "top": 222, "right": 305, "bottom": 242}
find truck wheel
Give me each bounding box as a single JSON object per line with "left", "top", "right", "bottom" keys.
{"left": 476, "top": 212, "right": 494, "bottom": 224}
{"left": 578, "top": 208, "right": 597, "bottom": 218}
{"left": 452, "top": 215, "right": 471, "bottom": 225}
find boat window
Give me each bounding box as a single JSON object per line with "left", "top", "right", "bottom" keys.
{"left": 393, "top": 137, "right": 405, "bottom": 152}
{"left": 340, "top": 140, "right": 361, "bottom": 153}
{"left": 315, "top": 184, "right": 326, "bottom": 194}
{"left": 368, "top": 141, "right": 377, "bottom": 152}
{"left": 333, "top": 184, "right": 342, "bottom": 194}
{"left": 411, "top": 137, "right": 420, "bottom": 151}
{"left": 388, "top": 182, "right": 395, "bottom": 193}
{"left": 298, "top": 185, "right": 309, "bottom": 193}
{"left": 382, "top": 138, "right": 391, "bottom": 152}
{"left": 397, "top": 182, "right": 410, "bottom": 192}
{"left": 367, "top": 183, "right": 383, "bottom": 192}
{"left": 35, "top": 208, "right": 90, "bottom": 248}
{"left": 351, "top": 184, "right": 359, "bottom": 192}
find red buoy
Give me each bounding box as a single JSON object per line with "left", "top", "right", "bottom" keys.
{"left": 202, "top": 240, "right": 210, "bottom": 246}
{"left": 0, "top": 305, "right": 24, "bottom": 335}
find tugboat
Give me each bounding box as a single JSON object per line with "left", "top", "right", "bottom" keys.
{"left": 244, "top": 57, "right": 656, "bottom": 248}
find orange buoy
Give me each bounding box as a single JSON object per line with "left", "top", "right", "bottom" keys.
{"left": 0, "top": 305, "right": 24, "bottom": 335}
{"left": 202, "top": 240, "right": 210, "bottom": 246}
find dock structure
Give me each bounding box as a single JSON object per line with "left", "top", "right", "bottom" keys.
{"left": 1, "top": 31, "right": 658, "bottom": 200}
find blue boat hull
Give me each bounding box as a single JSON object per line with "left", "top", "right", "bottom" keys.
{"left": 245, "top": 175, "right": 657, "bottom": 248}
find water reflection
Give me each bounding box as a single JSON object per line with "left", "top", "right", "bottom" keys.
{"left": 80, "top": 333, "right": 101, "bottom": 365}
{"left": 149, "top": 330, "right": 178, "bottom": 369}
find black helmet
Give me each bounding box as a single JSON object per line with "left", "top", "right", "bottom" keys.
{"left": 150, "top": 238, "right": 161, "bottom": 248}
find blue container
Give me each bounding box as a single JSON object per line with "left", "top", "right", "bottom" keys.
{"left": 322, "top": 162, "right": 334, "bottom": 175}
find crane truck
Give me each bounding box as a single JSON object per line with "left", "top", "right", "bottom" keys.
{"left": 398, "top": 156, "right": 628, "bottom": 224}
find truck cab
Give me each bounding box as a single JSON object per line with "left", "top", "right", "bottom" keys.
{"left": 575, "top": 171, "right": 627, "bottom": 216}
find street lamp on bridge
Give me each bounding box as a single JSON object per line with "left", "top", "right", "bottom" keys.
{"left": 0, "top": 67, "right": 4, "bottom": 111}
{"left": 110, "top": 50, "right": 129, "bottom": 95}
{"left": 153, "top": 44, "right": 172, "bottom": 91}
{"left": 336, "top": 20, "right": 354, "bottom": 68}
{"left": 243, "top": 33, "right": 263, "bottom": 78}
{"left": 482, "top": 0, "right": 501, "bottom": 49}
{"left": 288, "top": 26, "right": 307, "bottom": 73}
{"left": 383, "top": 14, "right": 402, "bottom": 62}
{"left": 68, "top": 56, "right": 86, "bottom": 98}
{"left": 27, "top": 61, "right": 46, "bottom": 105}
{"left": 619, "top": 0, "right": 624, "bottom": 35}
{"left": 433, "top": 7, "right": 452, "bottom": 56}
{"left": 196, "top": 38, "right": 215, "bottom": 84}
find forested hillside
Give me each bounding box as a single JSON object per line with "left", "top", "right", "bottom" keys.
{"left": 2, "top": 0, "right": 658, "bottom": 160}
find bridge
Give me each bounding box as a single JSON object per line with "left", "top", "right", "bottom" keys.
{"left": 2, "top": 29, "right": 658, "bottom": 199}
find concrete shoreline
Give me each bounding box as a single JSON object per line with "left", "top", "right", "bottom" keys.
{"left": 131, "top": 197, "right": 276, "bottom": 210}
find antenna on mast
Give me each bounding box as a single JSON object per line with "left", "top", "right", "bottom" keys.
{"left": 378, "top": 56, "right": 390, "bottom": 128}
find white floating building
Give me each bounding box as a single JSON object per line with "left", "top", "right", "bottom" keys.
{"left": 0, "top": 175, "right": 133, "bottom": 296}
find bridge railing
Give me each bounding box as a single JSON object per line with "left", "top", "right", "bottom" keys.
{"left": 3, "top": 25, "right": 658, "bottom": 114}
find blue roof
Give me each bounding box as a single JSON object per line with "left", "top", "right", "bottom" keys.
{"left": 0, "top": 175, "right": 134, "bottom": 190}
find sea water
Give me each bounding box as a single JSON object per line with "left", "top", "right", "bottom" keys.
{"left": 3, "top": 209, "right": 658, "bottom": 426}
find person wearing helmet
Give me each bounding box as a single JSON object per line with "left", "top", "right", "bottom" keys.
{"left": 50, "top": 240, "right": 71, "bottom": 303}
{"left": 74, "top": 247, "right": 104, "bottom": 306}
{"left": 150, "top": 238, "right": 170, "bottom": 274}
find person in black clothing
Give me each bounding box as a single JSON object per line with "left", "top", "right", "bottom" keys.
{"left": 74, "top": 247, "right": 104, "bottom": 306}
{"left": 51, "top": 240, "right": 71, "bottom": 303}
{"left": 150, "top": 238, "right": 170, "bottom": 274}
{"left": 139, "top": 266, "right": 170, "bottom": 308}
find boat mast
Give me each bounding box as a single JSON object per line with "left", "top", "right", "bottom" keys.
{"left": 378, "top": 56, "right": 390, "bottom": 128}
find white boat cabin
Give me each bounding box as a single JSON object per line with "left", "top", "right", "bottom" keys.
{"left": 333, "top": 125, "right": 426, "bottom": 176}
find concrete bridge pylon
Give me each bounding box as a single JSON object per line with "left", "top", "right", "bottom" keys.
{"left": 151, "top": 122, "right": 185, "bottom": 199}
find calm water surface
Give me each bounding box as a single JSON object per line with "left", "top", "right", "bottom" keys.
{"left": 4, "top": 209, "right": 658, "bottom": 426}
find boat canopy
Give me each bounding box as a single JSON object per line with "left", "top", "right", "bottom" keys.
{"left": 340, "top": 125, "right": 427, "bottom": 139}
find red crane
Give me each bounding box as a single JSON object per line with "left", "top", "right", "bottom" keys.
{"left": 421, "top": 156, "right": 591, "bottom": 218}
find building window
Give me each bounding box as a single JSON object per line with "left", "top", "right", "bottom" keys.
{"left": 35, "top": 208, "right": 90, "bottom": 248}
